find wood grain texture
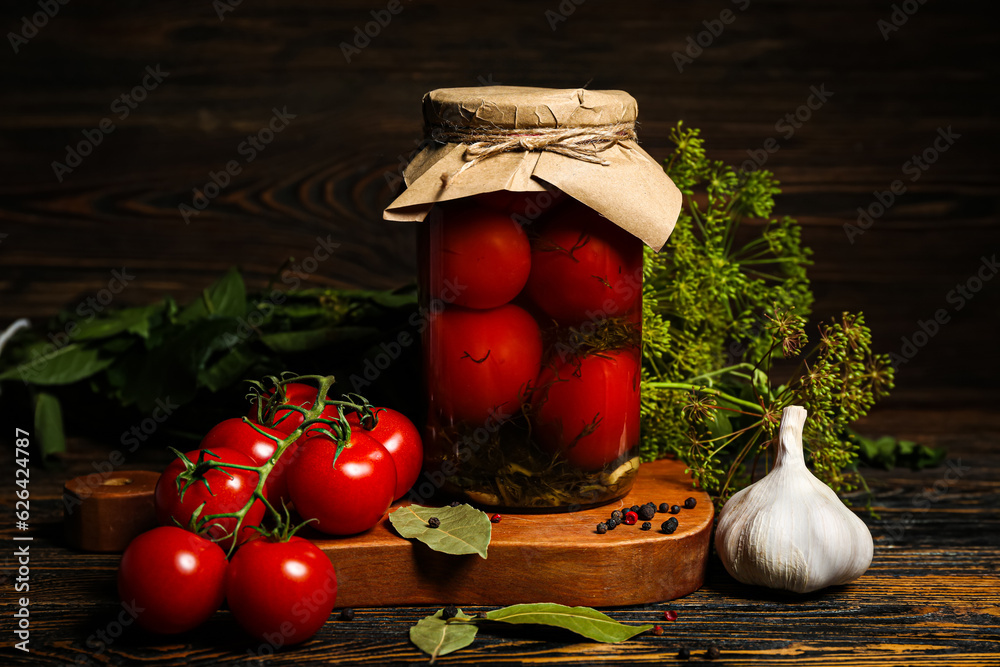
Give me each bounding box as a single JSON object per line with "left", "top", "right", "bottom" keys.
{"left": 1, "top": 0, "right": 997, "bottom": 407}
{"left": 1, "top": 409, "right": 997, "bottom": 665}
{"left": 315, "top": 459, "right": 712, "bottom": 608}
{"left": 0, "top": 0, "right": 998, "bottom": 663}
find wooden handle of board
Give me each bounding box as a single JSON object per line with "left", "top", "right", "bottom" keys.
{"left": 63, "top": 470, "right": 161, "bottom": 553}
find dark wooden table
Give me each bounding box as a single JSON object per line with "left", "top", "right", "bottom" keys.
{"left": 1, "top": 407, "right": 998, "bottom": 665}
{"left": 2, "top": 0, "right": 999, "bottom": 663}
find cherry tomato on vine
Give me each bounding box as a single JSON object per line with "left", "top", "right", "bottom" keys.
{"left": 200, "top": 418, "right": 300, "bottom": 508}
{"left": 226, "top": 536, "right": 337, "bottom": 646}
{"left": 247, "top": 382, "right": 337, "bottom": 435}
{"left": 427, "top": 304, "right": 542, "bottom": 425}
{"left": 424, "top": 201, "right": 531, "bottom": 309}
{"left": 346, "top": 408, "right": 423, "bottom": 500}
{"left": 154, "top": 448, "right": 265, "bottom": 549}
{"left": 524, "top": 202, "right": 643, "bottom": 325}
{"left": 287, "top": 433, "right": 396, "bottom": 535}
{"left": 532, "top": 349, "right": 641, "bottom": 471}
{"left": 117, "top": 526, "right": 228, "bottom": 634}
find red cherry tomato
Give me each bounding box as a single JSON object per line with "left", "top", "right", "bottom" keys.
{"left": 154, "top": 448, "right": 265, "bottom": 549}
{"left": 287, "top": 433, "right": 396, "bottom": 535}
{"left": 247, "top": 382, "right": 337, "bottom": 435}
{"left": 425, "top": 202, "right": 531, "bottom": 309}
{"left": 117, "top": 526, "right": 228, "bottom": 634}
{"left": 524, "top": 202, "right": 643, "bottom": 325}
{"left": 428, "top": 304, "right": 542, "bottom": 425}
{"left": 532, "top": 349, "right": 641, "bottom": 471}
{"left": 346, "top": 408, "right": 423, "bottom": 500}
{"left": 226, "top": 536, "right": 337, "bottom": 646}
{"left": 200, "top": 418, "right": 299, "bottom": 508}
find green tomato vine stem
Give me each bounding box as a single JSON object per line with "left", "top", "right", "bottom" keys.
{"left": 180, "top": 373, "right": 375, "bottom": 556}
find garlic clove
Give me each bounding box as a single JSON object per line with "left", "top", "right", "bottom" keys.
{"left": 714, "top": 406, "right": 873, "bottom": 593}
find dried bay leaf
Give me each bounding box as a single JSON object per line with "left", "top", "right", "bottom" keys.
{"left": 409, "top": 609, "right": 478, "bottom": 662}
{"left": 486, "top": 603, "right": 653, "bottom": 643}
{"left": 389, "top": 504, "right": 491, "bottom": 558}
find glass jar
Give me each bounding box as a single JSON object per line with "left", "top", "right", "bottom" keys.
{"left": 384, "top": 86, "right": 681, "bottom": 511}
{"left": 420, "top": 193, "right": 643, "bottom": 509}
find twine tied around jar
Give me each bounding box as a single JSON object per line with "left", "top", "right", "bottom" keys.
{"left": 428, "top": 121, "right": 638, "bottom": 187}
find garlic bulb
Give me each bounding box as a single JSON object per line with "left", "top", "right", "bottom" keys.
{"left": 714, "top": 406, "right": 873, "bottom": 593}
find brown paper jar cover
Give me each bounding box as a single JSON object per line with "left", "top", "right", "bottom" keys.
{"left": 383, "top": 86, "right": 682, "bottom": 251}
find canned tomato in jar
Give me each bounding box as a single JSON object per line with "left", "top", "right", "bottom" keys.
{"left": 385, "top": 86, "right": 682, "bottom": 510}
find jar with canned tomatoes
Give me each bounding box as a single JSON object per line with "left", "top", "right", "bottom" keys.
{"left": 385, "top": 87, "right": 682, "bottom": 510}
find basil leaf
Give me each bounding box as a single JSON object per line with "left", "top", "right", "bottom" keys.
{"left": 409, "top": 609, "right": 477, "bottom": 662}
{"left": 365, "top": 289, "right": 419, "bottom": 309}
{"left": 197, "top": 346, "right": 255, "bottom": 392}
{"left": 485, "top": 604, "right": 653, "bottom": 643}
{"left": 389, "top": 504, "right": 491, "bottom": 559}
{"left": 855, "top": 430, "right": 946, "bottom": 470}
{"left": 33, "top": 391, "right": 66, "bottom": 458}
{"left": 1, "top": 344, "right": 112, "bottom": 385}
{"left": 260, "top": 326, "right": 379, "bottom": 353}
{"left": 73, "top": 304, "right": 161, "bottom": 341}
{"left": 175, "top": 267, "right": 246, "bottom": 324}
{"left": 113, "top": 318, "right": 242, "bottom": 411}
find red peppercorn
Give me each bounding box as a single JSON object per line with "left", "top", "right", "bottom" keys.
{"left": 651, "top": 624, "right": 664, "bottom": 636}
{"left": 663, "top": 609, "right": 678, "bottom": 621}
{"left": 490, "top": 514, "right": 502, "bottom": 523}
{"left": 623, "top": 511, "right": 638, "bottom": 525}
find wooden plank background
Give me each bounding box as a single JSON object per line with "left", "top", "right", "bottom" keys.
{"left": 1, "top": 0, "right": 998, "bottom": 664}
{"left": 2, "top": 0, "right": 997, "bottom": 404}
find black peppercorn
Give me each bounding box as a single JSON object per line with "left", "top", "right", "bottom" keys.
{"left": 427, "top": 517, "right": 441, "bottom": 529}
{"left": 683, "top": 497, "right": 697, "bottom": 509}
{"left": 677, "top": 647, "right": 690, "bottom": 660}
{"left": 597, "top": 522, "right": 608, "bottom": 534}
{"left": 442, "top": 606, "right": 458, "bottom": 620}
{"left": 449, "top": 501, "right": 461, "bottom": 507}
{"left": 670, "top": 505, "right": 681, "bottom": 514}
{"left": 629, "top": 505, "right": 640, "bottom": 514}
{"left": 339, "top": 608, "right": 355, "bottom": 621}
{"left": 638, "top": 504, "right": 656, "bottom": 521}
{"left": 659, "top": 503, "right": 670, "bottom": 513}
{"left": 641, "top": 522, "right": 651, "bottom": 531}
{"left": 705, "top": 645, "right": 720, "bottom": 660}
{"left": 661, "top": 517, "right": 679, "bottom": 534}
{"left": 611, "top": 509, "right": 623, "bottom": 521}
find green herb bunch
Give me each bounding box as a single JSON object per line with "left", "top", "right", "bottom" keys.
{"left": 639, "top": 123, "right": 896, "bottom": 505}
{"left": 0, "top": 123, "right": 909, "bottom": 506}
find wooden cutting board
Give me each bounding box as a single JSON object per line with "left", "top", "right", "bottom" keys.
{"left": 312, "top": 459, "right": 713, "bottom": 607}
